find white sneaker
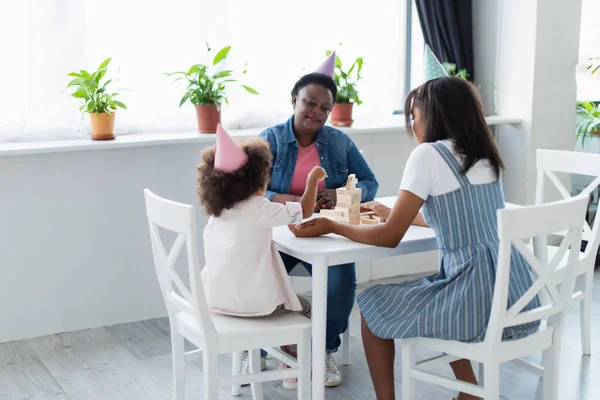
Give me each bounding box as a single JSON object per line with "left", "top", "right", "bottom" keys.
{"left": 325, "top": 353, "right": 342, "bottom": 387}
{"left": 241, "top": 351, "right": 267, "bottom": 385}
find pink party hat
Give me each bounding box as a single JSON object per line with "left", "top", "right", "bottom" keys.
{"left": 315, "top": 51, "right": 336, "bottom": 78}
{"left": 214, "top": 124, "right": 248, "bottom": 172}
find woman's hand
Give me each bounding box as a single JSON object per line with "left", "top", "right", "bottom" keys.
{"left": 289, "top": 217, "right": 335, "bottom": 237}
{"left": 315, "top": 189, "right": 337, "bottom": 211}
{"left": 361, "top": 201, "right": 392, "bottom": 221}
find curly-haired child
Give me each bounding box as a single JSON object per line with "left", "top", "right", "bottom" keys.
{"left": 197, "top": 124, "right": 325, "bottom": 387}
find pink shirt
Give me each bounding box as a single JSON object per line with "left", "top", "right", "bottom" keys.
{"left": 288, "top": 143, "right": 326, "bottom": 196}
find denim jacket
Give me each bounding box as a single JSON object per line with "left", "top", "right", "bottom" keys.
{"left": 259, "top": 116, "right": 379, "bottom": 202}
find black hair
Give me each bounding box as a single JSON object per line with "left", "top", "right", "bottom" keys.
{"left": 291, "top": 72, "right": 337, "bottom": 102}
{"left": 404, "top": 77, "right": 504, "bottom": 178}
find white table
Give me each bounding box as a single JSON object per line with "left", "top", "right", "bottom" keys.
{"left": 272, "top": 196, "right": 438, "bottom": 399}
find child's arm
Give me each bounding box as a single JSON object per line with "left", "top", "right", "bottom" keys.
{"left": 300, "top": 166, "right": 327, "bottom": 218}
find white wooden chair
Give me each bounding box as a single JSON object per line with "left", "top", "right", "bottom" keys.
{"left": 143, "top": 189, "right": 312, "bottom": 400}
{"left": 401, "top": 195, "right": 588, "bottom": 400}
{"left": 230, "top": 260, "right": 352, "bottom": 396}
{"left": 533, "top": 148, "right": 600, "bottom": 355}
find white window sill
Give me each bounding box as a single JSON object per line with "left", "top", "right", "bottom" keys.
{"left": 0, "top": 115, "right": 521, "bottom": 157}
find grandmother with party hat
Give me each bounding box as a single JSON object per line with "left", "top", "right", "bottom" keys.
{"left": 289, "top": 45, "right": 540, "bottom": 400}
{"left": 254, "top": 51, "right": 379, "bottom": 387}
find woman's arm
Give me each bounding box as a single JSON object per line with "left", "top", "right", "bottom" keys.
{"left": 291, "top": 190, "right": 424, "bottom": 248}
{"left": 412, "top": 212, "right": 428, "bottom": 227}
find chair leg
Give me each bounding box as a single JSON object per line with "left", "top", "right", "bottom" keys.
{"left": 298, "top": 330, "right": 312, "bottom": 400}
{"left": 478, "top": 362, "right": 484, "bottom": 386}
{"left": 203, "top": 351, "right": 219, "bottom": 400}
{"left": 483, "top": 362, "right": 499, "bottom": 400}
{"left": 401, "top": 343, "right": 415, "bottom": 400}
{"left": 170, "top": 329, "right": 186, "bottom": 400}
{"left": 542, "top": 348, "right": 559, "bottom": 400}
{"left": 342, "top": 326, "right": 351, "bottom": 366}
{"left": 231, "top": 351, "right": 243, "bottom": 396}
{"left": 250, "top": 349, "right": 264, "bottom": 400}
{"left": 580, "top": 271, "right": 593, "bottom": 356}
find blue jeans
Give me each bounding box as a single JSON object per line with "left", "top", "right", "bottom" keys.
{"left": 261, "top": 253, "right": 356, "bottom": 357}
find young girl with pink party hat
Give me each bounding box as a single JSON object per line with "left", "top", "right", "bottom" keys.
{"left": 197, "top": 123, "right": 325, "bottom": 389}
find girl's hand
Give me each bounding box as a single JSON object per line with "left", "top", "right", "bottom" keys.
{"left": 361, "top": 201, "right": 391, "bottom": 221}
{"left": 308, "top": 166, "right": 327, "bottom": 183}
{"left": 289, "top": 217, "right": 335, "bottom": 237}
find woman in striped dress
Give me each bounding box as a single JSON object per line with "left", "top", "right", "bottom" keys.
{"left": 290, "top": 77, "right": 540, "bottom": 400}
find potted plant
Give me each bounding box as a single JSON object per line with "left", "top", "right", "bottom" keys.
{"left": 576, "top": 101, "right": 600, "bottom": 146}
{"left": 442, "top": 62, "right": 469, "bottom": 80}
{"left": 167, "top": 43, "right": 258, "bottom": 133}
{"left": 67, "top": 58, "right": 127, "bottom": 140}
{"left": 326, "top": 50, "right": 363, "bottom": 127}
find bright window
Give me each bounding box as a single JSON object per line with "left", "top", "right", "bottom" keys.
{"left": 577, "top": 0, "right": 600, "bottom": 101}
{"left": 0, "top": 0, "right": 416, "bottom": 142}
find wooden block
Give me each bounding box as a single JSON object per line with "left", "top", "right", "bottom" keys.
{"left": 372, "top": 215, "right": 383, "bottom": 223}
{"left": 319, "top": 209, "right": 341, "bottom": 219}
{"left": 336, "top": 187, "right": 362, "bottom": 201}
{"left": 361, "top": 217, "right": 379, "bottom": 225}
{"left": 335, "top": 206, "right": 360, "bottom": 216}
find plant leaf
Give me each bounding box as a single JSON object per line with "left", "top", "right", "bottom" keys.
{"left": 212, "top": 46, "right": 231, "bottom": 65}
{"left": 67, "top": 78, "right": 84, "bottom": 87}
{"left": 71, "top": 89, "right": 88, "bottom": 99}
{"left": 188, "top": 64, "right": 200, "bottom": 75}
{"left": 113, "top": 100, "right": 127, "bottom": 109}
{"left": 241, "top": 85, "right": 259, "bottom": 95}
{"left": 67, "top": 72, "right": 83, "bottom": 78}
{"left": 213, "top": 70, "right": 233, "bottom": 79}
{"left": 79, "top": 70, "right": 92, "bottom": 80}
{"left": 98, "top": 58, "right": 112, "bottom": 71}
{"left": 179, "top": 91, "right": 191, "bottom": 107}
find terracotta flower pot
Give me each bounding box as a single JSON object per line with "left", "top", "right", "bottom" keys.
{"left": 195, "top": 104, "right": 221, "bottom": 134}
{"left": 89, "top": 112, "right": 116, "bottom": 140}
{"left": 331, "top": 103, "right": 354, "bottom": 127}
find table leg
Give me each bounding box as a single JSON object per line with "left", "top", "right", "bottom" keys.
{"left": 312, "top": 259, "right": 328, "bottom": 400}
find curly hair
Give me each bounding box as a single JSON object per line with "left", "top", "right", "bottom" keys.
{"left": 197, "top": 137, "right": 272, "bottom": 217}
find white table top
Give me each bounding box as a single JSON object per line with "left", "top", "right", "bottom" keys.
{"left": 273, "top": 196, "right": 523, "bottom": 266}
{"left": 273, "top": 196, "right": 438, "bottom": 266}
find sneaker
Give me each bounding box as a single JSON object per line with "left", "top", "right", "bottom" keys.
{"left": 325, "top": 353, "right": 342, "bottom": 387}
{"left": 241, "top": 351, "right": 267, "bottom": 385}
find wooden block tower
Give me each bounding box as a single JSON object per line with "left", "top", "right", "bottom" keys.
{"left": 335, "top": 174, "right": 362, "bottom": 224}
{"left": 320, "top": 175, "right": 384, "bottom": 225}
{"left": 320, "top": 174, "right": 361, "bottom": 225}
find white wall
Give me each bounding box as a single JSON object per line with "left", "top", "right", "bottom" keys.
{"left": 474, "top": 0, "right": 582, "bottom": 204}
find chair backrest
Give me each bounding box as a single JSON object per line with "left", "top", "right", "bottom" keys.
{"left": 143, "top": 189, "right": 216, "bottom": 340}
{"left": 536, "top": 149, "right": 600, "bottom": 254}
{"left": 484, "top": 195, "right": 588, "bottom": 345}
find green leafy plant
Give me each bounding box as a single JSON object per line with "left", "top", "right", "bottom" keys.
{"left": 326, "top": 49, "right": 363, "bottom": 105}
{"left": 576, "top": 101, "right": 600, "bottom": 146}
{"left": 442, "top": 62, "right": 469, "bottom": 80}
{"left": 67, "top": 58, "right": 127, "bottom": 115}
{"left": 587, "top": 56, "right": 600, "bottom": 75}
{"left": 167, "top": 43, "right": 258, "bottom": 107}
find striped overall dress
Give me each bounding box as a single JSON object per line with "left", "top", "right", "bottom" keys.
{"left": 357, "top": 142, "right": 540, "bottom": 341}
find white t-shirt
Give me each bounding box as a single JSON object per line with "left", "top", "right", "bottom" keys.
{"left": 201, "top": 196, "right": 303, "bottom": 316}
{"left": 399, "top": 139, "right": 497, "bottom": 201}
